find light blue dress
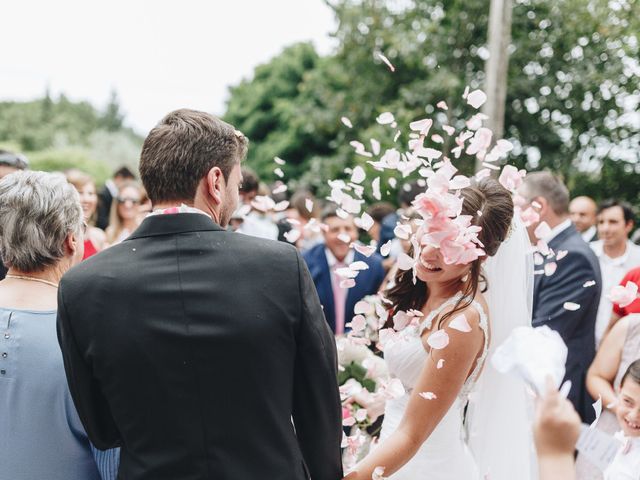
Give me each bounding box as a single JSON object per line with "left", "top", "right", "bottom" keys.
{"left": 0, "top": 307, "right": 118, "bottom": 480}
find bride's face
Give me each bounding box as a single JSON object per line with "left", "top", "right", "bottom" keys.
{"left": 415, "top": 244, "right": 471, "bottom": 284}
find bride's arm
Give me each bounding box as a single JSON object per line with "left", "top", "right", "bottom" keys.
{"left": 345, "top": 307, "right": 485, "bottom": 480}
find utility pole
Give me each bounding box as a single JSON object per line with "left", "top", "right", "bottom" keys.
{"left": 478, "top": 0, "right": 512, "bottom": 172}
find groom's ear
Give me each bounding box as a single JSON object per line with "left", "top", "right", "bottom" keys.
{"left": 205, "top": 166, "right": 225, "bottom": 206}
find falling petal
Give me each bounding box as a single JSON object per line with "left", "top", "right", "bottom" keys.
{"left": 338, "top": 233, "right": 352, "bottom": 244}
{"left": 563, "top": 302, "right": 581, "bottom": 311}
{"left": 283, "top": 229, "right": 301, "bottom": 243}
{"left": 608, "top": 281, "right": 639, "bottom": 308}
{"left": 544, "top": 262, "right": 557, "bottom": 276}
{"left": 273, "top": 201, "right": 290, "bottom": 212}
{"left": 349, "top": 314, "right": 367, "bottom": 332}
{"left": 396, "top": 253, "right": 416, "bottom": 271}
{"left": 590, "top": 396, "right": 602, "bottom": 429}
{"left": 372, "top": 466, "right": 386, "bottom": 480}
{"left": 449, "top": 314, "right": 472, "bottom": 332}
{"left": 436, "top": 100, "right": 448, "bottom": 110}
{"left": 431, "top": 134, "right": 444, "bottom": 144}
{"left": 475, "top": 169, "right": 491, "bottom": 180}
{"left": 274, "top": 167, "right": 285, "bottom": 178}
{"left": 419, "top": 392, "right": 437, "bottom": 400}
{"left": 427, "top": 330, "right": 450, "bottom": 350}
{"left": 353, "top": 243, "right": 376, "bottom": 257}
{"left": 376, "top": 112, "right": 395, "bottom": 125}
{"left": 305, "top": 198, "right": 314, "bottom": 213}
{"left": 274, "top": 156, "right": 286, "bottom": 165}
{"left": 341, "top": 116, "right": 353, "bottom": 128}
{"left": 467, "top": 89, "right": 487, "bottom": 109}
{"left": 371, "top": 138, "right": 381, "bottom": 155}
{"left": 388, "top": 178, "right": 397, "bottom": 188}
{"left": 393, "top": 130, "right": 401, "bottom": 142}
{"left": 437, "top": 359, "right": 445, "bottom": 369}
{"left": 376, "top": 52, "right": 396, "bottom": 72}
{"left": 354, "top": 300, "right": 371, "bottom": 315}
{"left": 372, "top": 177, "right": 381, "bottom": 200}
{"left": 462, "top": 86, "right": 470, "bottom": 99}
{"left": 351, "top": 166, "right": 366, "bottom": 184}
{"left": 556, "top": 250, "right": 568, "bottom": 260}
{"left": 355, "top": 212, "right": 374, "bottom": 231}
{"left": 583, "top": 280, "right": 596, "bottom": 288}
{"left": 442, "top": 125, "right": 455, "bottom": 136}
{"left": 272, "top": 184, "right": 288, "bottom": 195}
{"left": 350, "top": 261, "right": 369, "bottom": 271}
{"left": 340, "top": 278, "right": 356, "bottom": 289}
{"left": 534, "top": 221, "right": 552, "bottom": 240}
{"left": 380, "top": 240, "right": 393, "bottom": 257}
{"left": 409, "top": 118, "right": 433, "bottom": 135}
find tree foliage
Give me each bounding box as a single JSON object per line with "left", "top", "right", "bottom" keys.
{"left": 224, "top": 0, "right": 640, "bottom": 206}
{"left": 0, "top": 93, "right": 143, "bottom": 185}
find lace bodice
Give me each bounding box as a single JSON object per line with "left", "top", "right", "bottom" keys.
{"left": 384, "top": 292, "right": 489, "bottom": 401}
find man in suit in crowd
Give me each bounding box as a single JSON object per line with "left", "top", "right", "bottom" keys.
{"left": 569, "top": 195, "right": 598, "bottom": 243}
{"left": 57, "top": 109, "right": 343, "bottom": 480}
{"left": 96, "top": 166, "right": 136, "bottom": 230}
{"left": 303, "top": 208, "right": 386, "bottom": 335}
{"left": 519, "top": 172, "right": 602, "bottom": 423}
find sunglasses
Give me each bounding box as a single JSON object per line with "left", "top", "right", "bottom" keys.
{"left": 117, "top": 197, "right": 141, "bottom": 205}
{"left": 0, "top": 152, "right": 29, "bottom": 169}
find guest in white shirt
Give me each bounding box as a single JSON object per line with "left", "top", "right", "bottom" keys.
{"left": 234, "top": 167, "right": 278, "bottom": 240}
{"left": 591, "top": 200, "right": 640, "bottom": 345}
{"left": 570, "top": 195, "right": 598, "bottom": 243}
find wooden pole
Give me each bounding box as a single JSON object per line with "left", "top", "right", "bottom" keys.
{"left": 478, "top": 0, "right": 512, "bottom": 173}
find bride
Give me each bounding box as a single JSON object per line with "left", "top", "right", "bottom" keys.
{"left": 345, "top": 178, "right": 535, "bottom": 480}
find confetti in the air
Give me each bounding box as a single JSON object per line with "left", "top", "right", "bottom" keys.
{"left": 466, "top": 89, "right": 487, "bottom": 109}
{"left": 419, "top": 392, "right": 438, "bottom": 400}
{"left": 274, "top": 156, "right": 286, "bottom": 165}
{"left": 274, "top": 167, "right": 284, "bottom": 178}
{"left": 341, "top": 116, "right": 353, "bottom": 128}
{"left": 563, "top": 302, "right": 581, "bottom": 311}
{"left": 376, "top": 52, "right": 396, "bottom": 72}
{"left": 376, "top": 112, "right": 395, "bottom": 125}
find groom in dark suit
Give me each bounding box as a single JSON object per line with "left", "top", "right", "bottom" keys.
{"left": 303, "top": 208, "right": 386, "bottom": 335}
{"left": 57, "top": 109, "right": 343, "bottom": 480}
{"left": 519, "top": 172, "right": 601, "bottom": 423}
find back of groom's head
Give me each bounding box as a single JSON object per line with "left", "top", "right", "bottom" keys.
{"left": 139, "top": 109, "right": 248, "bottom": 204}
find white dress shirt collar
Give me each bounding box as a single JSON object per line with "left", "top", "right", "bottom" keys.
{"left": 544, "top": 218, "right": 573, "bottom": 244}
{"left": 325, "top": 247, "right": 354, "bottom": 268}
{"left": 581, "top": 225, "right": 597, "bottom": 242}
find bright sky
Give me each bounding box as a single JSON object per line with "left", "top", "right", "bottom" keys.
{"left": 2, "top": 0, "right": 336, "bottom": 134}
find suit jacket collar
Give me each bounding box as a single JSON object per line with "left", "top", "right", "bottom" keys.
{"left": 127, "top": 213, "right": 225, "bottom": 240}
{"left": 547, "top": 223, "right": 578, "bottom": 250}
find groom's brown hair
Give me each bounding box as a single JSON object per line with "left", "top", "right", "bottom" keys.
{"left": 139, "top": 109, "right": 248, "bottom": 204}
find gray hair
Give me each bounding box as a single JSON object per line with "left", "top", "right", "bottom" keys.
{"left": 0, "top": 170, "right": 83, "bottom": 272}
{"left": 521, "top": 171, "right": 570, "bottom": 215}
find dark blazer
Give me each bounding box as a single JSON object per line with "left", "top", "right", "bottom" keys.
{"left": 96, "top": 185, "right": 113, "bottom": 230}
{"left": 57, "top": 213, "right": 343, "bottom": 480}
{"left": 303, "top": 243, "right": 386, "bottom": 333}
{"left": 532, "top": 223, "right": 602, "bottom": 423}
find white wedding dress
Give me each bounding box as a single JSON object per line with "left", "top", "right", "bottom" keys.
{"left": 379, "top": 293, "right": 488, "bottom": 480}
{"left": 378, "top": 217, "right": 537, "bottom": 480}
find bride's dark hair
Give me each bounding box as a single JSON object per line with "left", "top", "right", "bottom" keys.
{"left": 385, "top": 178, "right": 514, "bottom": 329}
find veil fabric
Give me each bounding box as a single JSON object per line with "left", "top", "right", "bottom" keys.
{"left": 467, "top": 215, "right": 538, "bottom": 480}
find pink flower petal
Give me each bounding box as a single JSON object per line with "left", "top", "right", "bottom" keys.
{"left": 467, "top": 89, "right": 487, "bottom": 109}
{"left": 608, "top": 281, "right": 639, "bottom": 308}
{"left": 380, "top": 240, "right": 393, "bottom": 257}
{"left": 354, "top": 300, "right": 371, "bottom": 315}
{"left": 583, "top": 280, "right": 596, "bottom": 288}
{"left": 305, "top": 198, "right": 314, "bottom": 213}
{"left": 590, "top": 396, "right": 602, "bottom": 429}
{"left": 427, "top": 330, "right": 450, "bottom": 350}
{"left": 274, "top": 167, "right": 285, "bottom": 178}
{"left": 338, "top": 233, "right": 352, "bottom": 244}
{"left": 341, "top": 116, "right": 353, "bottom": 128}
{"left": 396, "top": 252, "right": 416, "bottom": 271}
{"left": 544, "top": 262, "right": 557, "bottom": 276}
{"left": 556, "top": 250, "right": 568, "bottom": 260}
{"left": 349, "top": 315, "right": 367, "bottom": 332}
{"left": 419, "top": 391, "right": 437, "bottom": 400}
{"left": 283, "top": 229, "right": 301, "bottom": 243}
{"left": 274, "top": 156, "right": 286, "bottom": 165}
{"left": 449, "top": 313, "right": 472, "bottom": 332}
{"left": 355, "top": 212, "right": 374, "bottom": 231}
{"left": 534, "top": 221, "right": 552, "bottom": 240}
{"left": 442, "top": 125, "right": 455, "bottom": 136}
{"left": 340, "top": 278, "right": 356, "bottom": 289}
{"left": 393, "top": 311, "right": 411, "bottom": 330}
{"left": 376, "top": 52, "right": 395, "bottom": 72}
{"left": 376, "top": 112, "right": 395, "bottom": 125}
{"left": 351, "top": 166, "right": 366, "bottom": 184}
{"left": 352, "top": 243, "right": 376, "bottom": 257}
{"left": 349, "top": 261, "right": 369, "bottom": 271}
{"left": 437, "top": 359, "right": 445, "bottom": 369}
{"left": 437, "top": 101, "right": 448, "bottom": 110}
{"left": 409, "top": 118, "right": 433, "bottom": 135}
{"left": 563, "top": 302, "right": 581, "bottom": 311}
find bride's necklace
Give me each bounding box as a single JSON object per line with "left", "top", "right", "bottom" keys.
{"left": 5, "top": 274, "right": 59, "bottom": 288}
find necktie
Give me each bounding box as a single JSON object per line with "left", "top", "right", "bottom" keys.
{"left": 332, "top": 262, "right": 347, "bottom": 335}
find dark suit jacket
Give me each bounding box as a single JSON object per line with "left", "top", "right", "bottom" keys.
{"left": 532, "top": 223, "right": 602, "bottom": 423}
{"left": 303, "top": 243, "right": 386, "bottom": 333}
{"left": 57, "top": 213, "right": 343, "bottom": 480}
{"left": 96, "top": 185, "right": 113, "bottom": 230}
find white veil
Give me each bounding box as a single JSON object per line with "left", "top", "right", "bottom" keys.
{"left": 467, "top": 215, "right": 538, "bottom": 480}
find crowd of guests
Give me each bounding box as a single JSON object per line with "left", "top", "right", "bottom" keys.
{"left": 1, "top": 145, "right": 640, "bottom": 479}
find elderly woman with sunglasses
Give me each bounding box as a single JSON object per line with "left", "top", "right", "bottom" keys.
{"left": 0, "top": 171, "right": 118, "bottom": 480}
{"left": 105, "top": 180, "right": 144, "bottom": 245}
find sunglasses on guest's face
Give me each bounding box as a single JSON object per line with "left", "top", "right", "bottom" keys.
{"left": 117, "top": 197, "right": 141, "bottom": 205}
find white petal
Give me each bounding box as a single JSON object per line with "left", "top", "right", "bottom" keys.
{"left": 449, "top": 314, "right": 472, "bottom": 332}
{"left": 341, "top": 116, "right": 353, "bottom": 128}
{"left": 467, "top": 89, "right": 487, "bottom": 109}
{"left": 376, "top": 112, "right": 395, "bottom": 125}
{"left": 563, "top": 302, "right": 581, "bottom": 311}
{"left": 351, "top": 166, "right": 366, "bottom": 184}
